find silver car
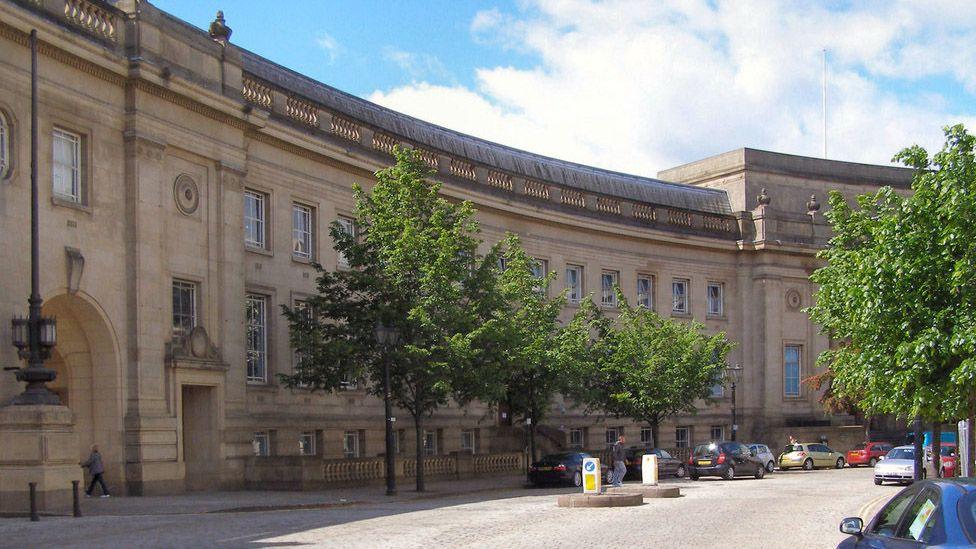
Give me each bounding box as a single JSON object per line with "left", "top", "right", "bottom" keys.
{"left": 874, "top": 445, "right": 920, "bottom": 485}
{"left": 747, "top": 443, "right": 776, "bottom": 473}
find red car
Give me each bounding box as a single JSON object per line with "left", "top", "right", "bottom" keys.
{"left": 927, "top": 443, "right": 958, "bottom": 477}
{"left": 845, "top": 441, "right": 893, "bottom": 467}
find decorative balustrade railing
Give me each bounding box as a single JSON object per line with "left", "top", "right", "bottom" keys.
{"left": 372, "top": 133, "right": 398, "bottom": 156}
{"left": 414, "top": 148, "right": 439, "bottom": 170}
{"left": 473, "top": 453, "right": 522, "bottom": 474}
{"left": 561, "top": 189, "right": 585, "bottom": 209}
{"left": 330, "top": 115, "right": 361, "bottom": 142}
{"left": 668, "top": 209, "right": 694, "bottom": 227}
{"left": 286, "top": 96, "right": 318, "bottom": 127}
{"left": 633, "top": 203, "right": 657, "bottom": 223}
{"left": 524, "top": 180, "right": 550, "bottom": 200}
{"left": 703, "top": 215, "right": 734, "bottom": 232}
{"left": 322, "top": 457, "right": 385, "bottom": 483}
{"left": 402, "top": 456, "right": 457, "bottom": 478}
{"left": 596, "top": 197, "right": 621, "bottom": 215}
{"left": 450, "top": 159, "right": 476, "bottom": 181}
{"left": 486, "top": 170, "right": 513, "bottom": 191}
{"left": 64, "top": 0, "right": 118, "bottom": 43}
{"left": 242, "top": 77, "right": 273, "bottom": 110}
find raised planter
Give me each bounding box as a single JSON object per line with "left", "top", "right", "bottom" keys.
{"left": 606, "top": 485, "right": 680, "bottom": 498}
{"left": 556, "top": 493, "right": 643, "bottom": 508}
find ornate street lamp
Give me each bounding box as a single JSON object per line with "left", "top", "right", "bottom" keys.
{"left": 725, "top": 364, "right": 743, "bottom": 441}
{"left": 374, "top": 321, "right": 400, "bottom": 496}
{"left": 5, "top": 31, "right": 59, "bottom": 405}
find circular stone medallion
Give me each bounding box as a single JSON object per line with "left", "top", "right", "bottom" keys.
{"left": 786, "top": 289, "right": 802, "bottom": 310}
{"left": 174, "top": 174, "right": 200, "bottom": 215}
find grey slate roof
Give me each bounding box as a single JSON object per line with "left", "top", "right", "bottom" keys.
{"left": 241, "top": 51, "right": 733, "bottom": 216}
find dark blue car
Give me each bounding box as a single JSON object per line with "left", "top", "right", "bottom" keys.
{"left": 838, "top": 479, "right": 976, "bottom": 548}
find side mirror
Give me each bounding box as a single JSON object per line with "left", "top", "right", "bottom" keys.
{"left": 839, "top": 517, "right": 863, "bottom": 536}
{"left": 878, "top": 456, "right": 885, "bottom": 461}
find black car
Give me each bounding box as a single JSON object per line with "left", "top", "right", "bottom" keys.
{"left": 618, "top": 447, "right": 687, "bottom": 480}
{"left": 838, "top": 479, "right": 976, "bottom": 548}
{"left": 529, "top": 451, "right": 595, "bottom": 487}
{"left": 688, "top": 441, "right": 765, "bottom": 480}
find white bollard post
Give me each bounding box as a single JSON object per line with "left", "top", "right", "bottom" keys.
{"left": 642, "top": 453, "right": 658, "bottom": 486}
{"left": 582, "top": 457, "right": 602, "bottom": 493}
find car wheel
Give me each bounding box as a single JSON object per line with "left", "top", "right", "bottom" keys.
{"left": 675, "top": 465, "right": 686, "bottom": 478}
{"left": 868, "top": 458, "right": 877, "bottom": 467}
{"left": 754, "top": 466, "right": 765, "bottom": 479}
{"left": 874, "top": 478, "right": 882, "bottom": 486}
{"left": 724, "top": 465, "right": 736, "bottom": 480}
{"left": 766, "top": 461, "right": 775, "bottom": 473}
{"left": 803, "top": 459, "right": 814, "bottom": 471}
{"left": 835, "top": 458, "right": 845, "bottom": 469}
{"left": 689, "top": 474, "right": 699, "bottom": 481}
{"left": 573, "top": 471, "right": 583, "bottom": 487}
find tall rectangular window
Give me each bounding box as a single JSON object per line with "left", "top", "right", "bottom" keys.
{"left": 640, "top": 427, "right": 653, "bottom": 446}
{"left": 299, "top": 432, "right": 316, "bottom": 456}
{"left": 675, "top": 427, "right": 690, "bottom": 448}
{"left": 707, "top": 282, "right": 724, "bottom": 316}
{"left": 424, "top": 430, "right": 437, "bottom": 456}
{"left": 245, "top": 294, "right": 268, "bottom": 383}
{"left": 601, "top": 270, "right": 619, "bottom": 307}
{"left": 566, "top": 264, "right": 583, "bottom": 303}
{"left": 460, "top": 430, "right": 475, "bottom": 454}
{"left": 605, "top": 427, "right": 619, "bottom": 446}
{"left": 710, "top": 382, "right": 724, "bottom": 398}
{"left": 292, "top": 203, "right": 313, "bottom": 260}
{"left": 244, "top": 190, "right": 266, "bottom": 249}
{"left": 569, "top": 428, "right": 584, "bottom": 448}
{"left": 710, "top": 426, "right": 724, "bottom": 441}
{"left": 172, "top": 280, "right": 197, "bottom": 337}
{"left": 672, "top": 278, "right": 689, "bottom": 314}
{"left": 336, "top": 216, "right": 356, "bottom": 267}
{"left": 0, "top": 112, "right": 9, "bottom": 178}
{"left": 253, "top": 432, "right": 270, "bottom": 456}
{"left": 784, "top": 344, "right": 801, "bottom": 397}
{"left": 497, "top": 257, "right": 508, "bottom": 272}
{"left": 52, "top": 128, "right": 81, "bottom": 202}
{"left": 531, "top": 258, "right": 548, "bottom": 293}
{"left": 637, "top": 275, "right": 654, "bottom": 309}
{"left": 343, "top": 431, "right": 360, "bottom": 458}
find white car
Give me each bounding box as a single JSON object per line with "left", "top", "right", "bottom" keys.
{"left": 874, "top": 445, "right": 922, "bottom": 485}
{"left": 747, "top": 443, "right": 776, "bottom": 473}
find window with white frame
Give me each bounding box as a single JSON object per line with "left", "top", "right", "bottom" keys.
{"left": 253, "top": 432, "right": 270, "bottom": 456}
{"left": 710, "top": 381, "right": 725, "bottom": 398}
{"left": 637, "top": 275, "right": 653, "bottom": 309}
{"left": 292, "top": 203, "right": 313, "bottom": 260}
{"left": 245, "top": 294, "right": 268, "bottom": 383}
{"left": 0, "top": 111, "right": 9, "bottom": 179}
{"left": 675, "top": 427, "right": 690, "bottom": 448}
{"left": 601, "top": 270, "right": 619, "bottom": 307}
{"left": 424, "top": 430, "right": 437, "bottom": 456}
{"left": 605, "top": 427, "right": 619, "bottom": 446}
{"left": 707, "top": 282, "right": 724, "bottom": 316}
{"left": 299, "top": 432, "right": 315, "bottom": 456}
{"left": 640, "top": 427, "right": 653, "bottom": 446}
{"left": 52, "top": 128, "right": 82, "bottom": 203}
{"left": 460, "top": 430, "right": 475, "bottom": 454}
{"left": 244, "top": 190, "right": 267, "bottom": 249}
{"left": 394, "top": 429, "right": 404, "bottom": 454}
{"left": 566, "top": 264, "right": 583, "bottom": 303}
{"left": 710, "top": 425, "right": 724, "bottom": 441}
{"left": 672, "top": 278, "right": 689, "bottom": 314}
{"left": 336, "top": 216, "right": 356, "bottom": 267}
{"left": 343, "top": 431, "right": 360, "bottom": 458}
{"left": 531, "top": 258, "right": 548, "bottom": 293}
{"left": 171, "top": 279, "right": 197, "bottom": 337}
{"left": 569, "top": 428, "right": 584, "bottom": 448}
{"left": 784, "top": 344, "right": 802, "bottom": 397}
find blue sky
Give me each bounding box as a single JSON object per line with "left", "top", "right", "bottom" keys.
{"left": 155, "top": 1, "right": 976, "bottom": 174}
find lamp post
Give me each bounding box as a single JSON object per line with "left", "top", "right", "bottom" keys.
{"left": 374, "top": 322, "right": 399, "bottom": 496}
{"left": 6, "top": 31, "right": 59, "bottom": 405}
{"left": 725, "top": 364, "right": 743, "bottom": 441}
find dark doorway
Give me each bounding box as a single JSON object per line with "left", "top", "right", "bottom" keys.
{"left": 181, "top": 385, "right": 217, "bottom": 491}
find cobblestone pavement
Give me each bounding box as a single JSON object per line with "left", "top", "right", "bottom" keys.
{"left": 0, "top": 467, "right": 896, "bottom": 548}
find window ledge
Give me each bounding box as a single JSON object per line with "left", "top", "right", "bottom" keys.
{"left": 671, "top": 311, "right": 691, "bottom": 317}
{"left": 291, "top": 255, "right": 315, "bottom": 265}
{"left": 51, "top": 195, "right": 92, "bottom": 214}
{"left": 246, "top": 245, "right": 274, "bottom": 257}
{"left": 246, "top": 382, "right": 277, "bottom": 391}
{"left": 706, "top": 314, "right": 728, "bottom": 321}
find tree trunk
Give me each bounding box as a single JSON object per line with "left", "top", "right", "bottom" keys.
{"left": 864, "top": 414, "right": 871, "bottom": 441}
{"left": 650, "top": 418, "right": 660, "bottom": 449}
{"left": 529, "top": 422, "right": 537, "bottom": 465}
{"left": 414, "top": 414, "right": 425, "bottom": 492}
{"left": 931, "top": 421, "right": 942, "bottom": 479}
{"left": 913, "top": 417, "right": 924, "bottom": 481}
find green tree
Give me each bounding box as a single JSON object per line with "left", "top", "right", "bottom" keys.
{"left": 471, "top": 234, "right": 570, "bottom": 462}
{"left": 808, "top": 125, "right": 976, "bottom": 476}
{"left": 281, "top": 147, "right": 499, "bottom": 491}
{"left": 566, "top": 290, "right": 734, "bottom": 448}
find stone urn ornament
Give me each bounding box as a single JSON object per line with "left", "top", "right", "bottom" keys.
{"left": 209, "top": 10, "right": 232, "bottom": 45}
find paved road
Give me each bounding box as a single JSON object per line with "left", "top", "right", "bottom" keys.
{"left": 0, "top": 467, "right": 896, "bottom": 548}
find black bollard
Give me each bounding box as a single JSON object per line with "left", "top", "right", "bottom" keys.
{"left": 72, "top": 480, "right": 82, "bottom": 517}
{"left": 28, "top": 482, "right": 38, "bottom": 522}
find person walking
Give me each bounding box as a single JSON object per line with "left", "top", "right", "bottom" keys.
{"left": 81, "top": 444, "right": 110, "bottom": 498}
{"left": 611, "top": 435, "right": 627, "bottom": 488}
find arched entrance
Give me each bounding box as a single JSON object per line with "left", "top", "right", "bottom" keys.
{"left": 41, "top": 292, "right": 123, "bottom": 490}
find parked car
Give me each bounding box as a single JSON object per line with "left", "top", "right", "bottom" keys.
{"left": 925, "top": 443, "right": 958, "bottom": 478}
{"left": 688, "top": 441, "right": 765, "bottom": 480}
{"left": 837, "top": 479, "right": 976, "bottom": 547}
{"left": 847, "top": 442, "right": 894, "bottom": 468}
{"left": 617, "top": 447, "right": 687, "bottom": 480}
{"left": 529, "top": 451, "right": 605, "bottom": 487}
{"left": 874, "top": 446, "right": 923, "bottom": 485}
{"left": 778, "top": 442, "right": 846, "bottom": 470}
{"left": 747, "top": 443, "right": 776, "bottom": 473}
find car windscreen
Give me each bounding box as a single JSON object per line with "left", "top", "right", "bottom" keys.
{"left": 941, "top": 447, "right": 956, "bottom": 457}
{"left": 887, "top": 448, "right": 915, "bottom": 460}
{"left": 693, "top": 443, "right": 720, "bottom": 457}
{"left": 783, "top": 444, "right": 803, "bottom": 453}
{"left": 851, "top": 443, "right": 866, "bottom": 450}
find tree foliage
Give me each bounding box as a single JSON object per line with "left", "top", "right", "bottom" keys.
{"left": 808, "top": 124, "right": 976, "bottom": 422}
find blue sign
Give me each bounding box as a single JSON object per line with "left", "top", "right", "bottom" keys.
{"left": 584, "top": 461, "right": 596, "bottom": 472}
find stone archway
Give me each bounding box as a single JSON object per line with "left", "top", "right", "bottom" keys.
{"left": 40, "top": 293, "right": 123, "bottom": 490}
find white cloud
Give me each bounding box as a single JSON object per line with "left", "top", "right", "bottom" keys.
{"left": 315, "top": 33, "right": 341, "bottom": 64}
{"left": 368, "top": 0, "right": 976, "bottom": 175}
{"left": 383, "top": 49, "right": 453, "bottom": 82}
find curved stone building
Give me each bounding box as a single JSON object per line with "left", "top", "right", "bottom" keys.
{"left": 0, "top": 0, "right": 913, "bottom": 494}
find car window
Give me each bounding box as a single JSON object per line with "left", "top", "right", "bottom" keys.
{"left": 871, "top": 487, "right": 921, "bottom": 537}
{"left": 895, "top": 488, "right": 940, "bottom": 542}
{"left": 808, "top": 444, "right": 823, "bottom": 452}
{"left": 762, "top": 445, "right": 770, "bottom": 453}
{"left": 784, "top": 444, "right": 804, "bottom": 453}
{"left": 887, "top": 448, "right": 915, "bottom": 460}
{"left": 957, "top": 491, "right": 976, "bottom": 543}
{"left": 659, "top": 450, "right": 672, "bottom": 459}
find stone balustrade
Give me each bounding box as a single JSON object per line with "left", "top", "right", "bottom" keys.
{"left": 372, "top": 132, "right": 398, "bottom": 156}
{"left": 330, "top": 115, "right": 361, "bottom": 143}
{"left": 285, "top": 96, "right": 318, "bottom": 127}
{"left": 487, "top": 170, "right": 513, "bottom": 191}
{"left": 242, "top": 77, "right": 274, "bottom": 110}
{"left": 596, "top": 197, "right": 621, "bottom": 215}
{"left": 63, "top": 0, "right": 118, "bottom": 43}
{"left": 450, "top": 159, "right": 477, "bottom": 181}
{"left": 560, "top": 189, "right": 585, "bottom": 209}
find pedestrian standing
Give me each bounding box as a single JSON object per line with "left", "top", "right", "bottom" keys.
{"left": 611, "top": 435, "right": 627, "bottom": 487}
{"left": 81, "top": 444, "right": 110, "bottom": 498}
